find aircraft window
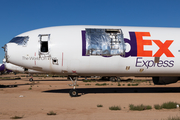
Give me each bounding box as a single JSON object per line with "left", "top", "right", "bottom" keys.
{"left": 85, "top": 28, "right": 126, "bottom": 56}
{"left": 9, "top": 36, "right": 29, "bottom": 46}
{"left": 41, "top": 41, "right": 48, "bottom": 52}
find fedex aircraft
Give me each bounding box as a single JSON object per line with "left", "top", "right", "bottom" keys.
{"left": 4, "top": 62, "right": 43, "bottom": 81}
{"left": 0, "top": 59, "right": 43, "bottom": 80}
{"left": 3, "top": 25, "right": 180, "bottom": 97}
{"left": 4, "top": 62, "right": 42, "bottom": 74}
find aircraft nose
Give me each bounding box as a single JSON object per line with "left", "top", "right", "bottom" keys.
{"left": 4, "top": 36, "right": 29, "bottom": 64}
{"left": 3, "top": 42, "right": 21, "bottom": 65}
{"left": 3, "top": 44, "right": 9, "bottom": 62}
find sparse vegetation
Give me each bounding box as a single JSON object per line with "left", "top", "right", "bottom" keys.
{"left": 47, "top": 111, "right": 56, "bottom": 115}
{"left": 95, "top": 83, "right": 109, "bottom": 86}
{"left": 154, "top": 104, "right": 162, "bottom": 110}
{"left": 97, "top": 104, "right": 103, "bottom": 107}
{"left": 161, "top": 101, "right": 179, "bottom": 109}
{"left": 85, "top": 84, "right": 91, "bottom": 86}
{"left": 129, "top": 104, "right": 152, "bottom": 111}
{"left": 11, "top": 115, "right": 23, "bottom": 119}
{"left": 2, "top": 77, "right": 10, "bottom": 79}
{"left": 83, "top": 79, "right": 92, "bottom": 82}
{"left": 29, "top": 87, "right": 32, "bottom": 90}
{"left": 131, "top": 83, "right": 139, "bottom": 86}
{"left": 0, "top": 77, "right": 21, "bottom": 80}
{"left": 109, "top": 106, "right": 121, "bottom": 110}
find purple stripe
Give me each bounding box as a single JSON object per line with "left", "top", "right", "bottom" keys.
{"left": 82, "top": 30, "right": 87, "bottom": 56}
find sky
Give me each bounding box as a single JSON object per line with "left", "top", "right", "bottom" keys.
{"left": 0, "top": 0, "right": 180, "bottom": 62}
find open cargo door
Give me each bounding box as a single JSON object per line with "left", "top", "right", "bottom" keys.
{"left": 85, "top": 28, "right": 126, "bottom": 56}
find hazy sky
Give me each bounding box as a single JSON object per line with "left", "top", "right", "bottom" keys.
{"left": 0, "top": 0, "right": 180, "bottom": 62}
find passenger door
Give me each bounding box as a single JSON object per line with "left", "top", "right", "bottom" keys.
{"left": 38, "top": 34, "right": 51, "bottom": 58}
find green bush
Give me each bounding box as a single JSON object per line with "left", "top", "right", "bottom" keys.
{"left": 129, "top": 104, "right": 152, "bottom": 111}
{"left": 97, "top": 104, "right": 103, "bottom": 107}
{"left": 109, "top": 106, "right": 121, "bottom": 110}
{"left": 131, "top": 84, "right": 139, "bottom": 86}
{"left": 11, "top": 116, "right": 23, "bottom": 119}
{"left": 95, "top": 83, "right": 109, "bottom": 86}
{"left": 85, "top": 84, "right": 91, "bottom": 86}
{"left": 161, "top": 101, "right": 179, "bottom": 109}
{"left": 83, "top": 80, "right": 92, "bottom": 82}
{"left": 154, "top": 104, "right": 162, "bottom": 110}
{"left": 47, "top": 111, "right": 56, "bottom": 115}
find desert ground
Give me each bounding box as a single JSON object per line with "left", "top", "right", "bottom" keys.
{"left": 1, "top": 74, "right": 180, "bottom": 120}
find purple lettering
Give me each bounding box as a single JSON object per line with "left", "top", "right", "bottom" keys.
{"left": 135, "top": 57, "right": 143, "bottom": 67}
{"left": 124, "top": 32, "right": 137, "bottom": 57}
{"left": 157, "top": 60, "right": 163, "bottom": 67}
{"left": 142, "top": 60, "right": 149, "bottom": 69}
{"left": 168, "top": 60, "right": 174, "bottom": 67}
{"left": 148, "top": 60, "right": 155, "bottom": 68}
{"left": 163, "top": 60, "right": 168, "bottom": 67}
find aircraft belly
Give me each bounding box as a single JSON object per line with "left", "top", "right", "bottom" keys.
{"left": 74, "top": 56, "right": 179, "bottom": 76}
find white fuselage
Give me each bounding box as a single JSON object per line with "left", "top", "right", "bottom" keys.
{"left": 4, "top": 25, "right": 180, "bottom": 77}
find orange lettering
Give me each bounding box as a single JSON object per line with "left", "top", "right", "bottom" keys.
{"left": 153, "top": 40, "right": 174, "bottom": 57}
{"left": 135, "top": 32, "right": 152, "bottom": 57}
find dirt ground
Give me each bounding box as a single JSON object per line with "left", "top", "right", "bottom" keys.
{"left": 1, "top": 74, "right": 180, "bottom": 120}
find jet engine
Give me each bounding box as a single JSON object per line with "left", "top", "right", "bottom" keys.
{"left": 152, "top": 77, "right": 179, "bottom": 85}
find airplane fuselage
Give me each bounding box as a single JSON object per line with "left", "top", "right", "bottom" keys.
{"left": 4, "top": 26, "right": 180, "bottom": 77}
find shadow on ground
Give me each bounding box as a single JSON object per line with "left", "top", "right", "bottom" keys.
{"left": 0, "top": 84, "right": 18, "bottom": 88}
{"left": 0, "top": 83, "right": 37, "bottom": 88}
{"left": 43, "top": 87, "right": 180, "bottom": 95}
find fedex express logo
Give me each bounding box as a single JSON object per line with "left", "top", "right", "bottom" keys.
{"left": 81, "top": 31, "right": 175, "bottom": 68}
{"left": 125, "top": 32, "right": 174, "bottom": 57}
{"left": 125, "top": 32, "right": 174, "bottom": 68}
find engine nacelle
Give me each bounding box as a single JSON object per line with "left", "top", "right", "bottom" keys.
{"left": 153, "top": 77, "right": 179, "bottom": 85}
